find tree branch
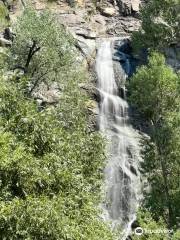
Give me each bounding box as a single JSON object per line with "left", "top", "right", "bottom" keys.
{"left": 24, "top": 40, "right": 40, "bottom": 73}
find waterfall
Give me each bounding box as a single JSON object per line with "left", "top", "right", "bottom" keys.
{"left": 96, "top": 40, "right": 141, "bottom": 239}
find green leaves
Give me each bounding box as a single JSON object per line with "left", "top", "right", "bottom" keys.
{"left": 129, "top": 51, "right": 180, "bottom": 229}
{"left": 130, "top": 1, "right": 180, "bottom": 235}
{"left": 0, "top": 2, "right": 9, "bottom": 31}
{"left": 0, "top": 8, "right": 114, "bottom": 239}
{"left": 132, "top": 210, "right": 169, "bottom": 240}
{"left": 132, "top": 0, "right": 180, "bottom": 51}
{"left": 9, "top": 7, "right": 75, "bottom": 95}
{"left": 128, "top": 52, "right": 179, "bottom": 123}
{"left": 0, "top": 195, "right": 114, "bottom": 240}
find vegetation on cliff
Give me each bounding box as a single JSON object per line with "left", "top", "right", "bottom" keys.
{"left": 0, "top": 1, "right": 9, "bottom": 30}
{"left": 0, "top": 8, "right": 114, "bottom": 240}
{"left": 129, "top": 52, "right": 180, "bottom": 229}
{"left": 0, "top": 0, "right": 179, "bottom": 239}
{"left": 132, "top": 0, "right": 180, "bottom": 51}
{"left": 130, "top": 1, "right": 180, "bottom": 238}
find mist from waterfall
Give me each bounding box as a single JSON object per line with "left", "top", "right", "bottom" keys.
{"left": 96, "top": 40, "right": 141, "bottom": 239}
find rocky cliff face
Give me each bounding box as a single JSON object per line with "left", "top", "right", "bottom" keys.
{"left": 0, "top": 0, "right": 140, "bottom": 96}
{"left": 3, "top": 0, "right": 141, "bottom": 62}
{"left": 53, "top": 0, "right": 141, "bottom": 60}
{"left": 2, "top": 0, "right": 180, "bottom": 71}
{"left": 1, "top": 0, "right": 179, "bottom": 127}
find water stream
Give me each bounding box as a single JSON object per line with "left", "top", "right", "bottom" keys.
{"left": 96, "top": 40, "right": 141, "bottom": 239}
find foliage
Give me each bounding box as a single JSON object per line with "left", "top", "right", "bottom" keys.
{"left": 128, "top": 51, "right": 180, "bottom": 229}
{"left": 130, "top": 0, "right": 180, "bottom": 235}
{"left": 132, "top": 0, "right": 180, "bottom": 51}
{"left": 0, "top": 2, "right": 9, "bottom": 30}
{"left": 128, "top": 52, "right": 179, "bottom": 123}
{"left": 0, "top": 48, "right": 9, "bottom": 70}
{"left": 0, "top": 74, "right": 114, "bottom": 238}
{"left": 9, "top": 7, "right": 75, "bottom": 95}
{"left": 140, "top": 113, "right": 180, "bottom": 228}
{"left": 0, "top": 8, "right": 114, "bottom": 239}
{"left": 0, "top": 196, "right": 114, "bottom": 239}
{"left": 172, "top": 230, "right": 180, "bottom": 240}
{"left": 131, "top": 210, "right": 169, "bottom": 240}
{"left": 131, "top": 210, "right": 180, "bottom": 240}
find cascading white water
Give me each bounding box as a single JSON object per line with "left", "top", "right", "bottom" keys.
{"left": 96, "top": 40, "right": 141, "bottom": 239}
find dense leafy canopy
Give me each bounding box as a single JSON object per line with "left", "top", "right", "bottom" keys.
{"left": 0, "top": 8, "right": 114, "bottom": 240}
{"left": 128, "top": 52, "right": 179, "bottom": 123}
{"left": 132, "top": 0, "right": 180, "bottom": 50}
{"left": 8, "top": 8, "right": 75, "bottom": 96}
{"left": 129, "top": 52, "right": 180, "bottom": 236}
{"left": 0, "top": 1, "right": 9, "bottom": 30}
{"left": 130, "top": 1, "right": 180, "bottom": 238}
{"left": 132, "top": 210, "right": 169, "bottom": 240}
{"left": 1, "top": 0, "right": 180, "bottom": 239}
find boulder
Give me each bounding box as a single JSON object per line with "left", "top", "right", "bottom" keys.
{"left": 106, "top": 16, "right": 141, "bottom": 36}
{"left": 131, "top": 0, "right": 140, "bottom": 12}
{"left": 58, "top": 13, "right": 85, "bottom": 26}
{"left": 76, "top": 0, "right": 84, "bottom": 7}
{"left": 3, "top": 28, "right": 14, "bottom": 40}
{"left": 75, "top": 29, "right": 96, "bottom": 39}
{"left": 79, "top": 83, "right": 100, "bottom": 102}
{"left": 75, "top": 36, "right": 96, "bottom": 59}
{"left": 0, "top": 37, "right": 12, "bottom": 47}
{"left": 99, "top": 7, "right": 116, "bottom": 17}
{"left": 85, "top": 99, "right": 98, "bottom": 115}
{"left": 91, "top": 14, "right": 107, "bottom": 36}
{"left": 93, "top": 15, "right": 106, "bottom": 26}
{"left": 116, "top": 0, "right": 140, "bottom": 16}
{"left": 32, "top": 82, "right": 61, "bottom": 105}
{"left": 120, "top": 17, "right": 141, "bottom": 32}
{"left": 34, "top": 1, "right": 46, "bottom": 10}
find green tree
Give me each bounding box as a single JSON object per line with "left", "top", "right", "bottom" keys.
{"left": 131, "top": 210, "right": 169, "bottom": 240}
{"left": 0, "top": 8, "right": 114, "bottom": 240}
{"left": 131, "top": 209, "right": 180, "bottom": 240}
{"left": 172, "top": 230, "right": 180, "bottom": 240}
{"left": 0, "top": 128, "right": 114, "bottom": 239}
{"left": 0, "top": 1, "right": 9, "bottom": 30}
{"left": 132, "top": 0, "right": 180, "bottom": 51}
{"left": 128, "top": 52, "right": 179, "bottom": 124}
{"left": 129, "top": 52, "right": 180, "bottom": 229}
{"left": 9, "top": 7, "right": 74, "bottom": 95}
{"left": 141, "top": 113, "right": 180, "bottom": 228}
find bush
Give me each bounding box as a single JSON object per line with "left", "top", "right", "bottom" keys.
{"left": 0, "top": 8, "right": 114, "bottom": 239}
{"left": 132, "top": 0, "right": 180, "bottom": 51}
{"left": 0, "top": 2, "right": 9, "bottom": 30}
{"left": 128, "top": 52, "right": 180, "bottom": 228}
{"left": 9, "top": 7, "right": 75, "bottom": 95}
{"left": 128, "top": 52, "right": 179, "bottom": 123}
